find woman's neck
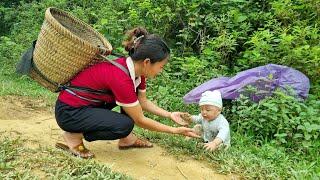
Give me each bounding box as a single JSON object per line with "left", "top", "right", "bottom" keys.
{"left": 133, "top": 60, "right": 143, "bottom": 77}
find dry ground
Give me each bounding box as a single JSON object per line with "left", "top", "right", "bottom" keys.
{"left": 0, "top": 96, "right": 234, "bottom": 180}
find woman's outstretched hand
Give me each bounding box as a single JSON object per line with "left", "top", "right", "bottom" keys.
{"left": 170, "top": 112, "right": 190, "bottom": 126}
{"left": 173, "top": 127, "right": 201, "bottom": 138}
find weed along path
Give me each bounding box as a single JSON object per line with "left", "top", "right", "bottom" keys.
{"left": 0, "top": 96, "right": 231, "bottom": 180}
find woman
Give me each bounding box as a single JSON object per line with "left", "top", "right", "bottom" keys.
{"left": 55, "top": 27, "right": 199, "bottom": 158}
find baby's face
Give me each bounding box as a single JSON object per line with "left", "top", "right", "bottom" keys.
{"left": 200, "top": 105, "right": 221, "bottom": 121}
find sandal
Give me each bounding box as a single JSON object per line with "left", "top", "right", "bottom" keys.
{"left": 55, "top": 142, "right": 95, "bottom": 159}
{"left": 118, "top": 138, "right": 153, "bottom": 150}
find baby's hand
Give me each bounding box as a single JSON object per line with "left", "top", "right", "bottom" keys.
{"left": 181, "top": 113, "right": 193, "bottom": 124}
{"left": 203, "top": 142, "right": 219, "bottom": 151}
{"left": 170, "top": 112, "right": 189, "bottom": 126}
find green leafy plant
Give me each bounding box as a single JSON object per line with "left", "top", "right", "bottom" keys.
{"left": 231, "top": 90, "right": 320, "bottom": 151}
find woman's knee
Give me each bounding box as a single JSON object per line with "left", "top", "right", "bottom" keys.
{"left": 83, "top": 116, "right": 135, "bottom": 141}
{"left": 118, "top": 117, "right": 134, "bottom": 136}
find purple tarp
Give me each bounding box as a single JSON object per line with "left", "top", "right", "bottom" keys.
{"left": 183, "top": 64, "right": 310, "bottom": 104}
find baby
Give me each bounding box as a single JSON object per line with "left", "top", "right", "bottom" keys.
{"left": 182, "top": 90, "right": 230, "bottom": 151}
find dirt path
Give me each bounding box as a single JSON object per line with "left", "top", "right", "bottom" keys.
{"left": 0, "top": 96, "right": 233, "bottom": 180}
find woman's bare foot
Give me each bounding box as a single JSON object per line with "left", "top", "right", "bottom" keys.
{"left": 118, "top": 132, "right": 138, "bottom": 147}
{"left": 118, "top": 132, "right": 153, "bottom": 149}
{"left": 61, "top": 131, "right": 94, "bottom": 158}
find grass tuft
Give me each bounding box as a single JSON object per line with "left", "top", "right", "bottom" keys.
{"left": 0, "top": 134, "right": 131, "bottom": 179}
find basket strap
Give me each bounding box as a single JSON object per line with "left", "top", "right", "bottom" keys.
{"left": 64, "top": 89, "right": 103, "bottom": 103}
{"left": 31, "top": 49, "right": 104, "bottom": 95}
{"left": 32, "top": 64, "right": 104, "bottom": 102}
{"left": 60, "top": 54, "right": 130, "bottom": 96}
{"left": 97, "top": 54, "right": 130, "bottom": 75}
{"left": 59, "top": 84, "right": 112, "bottom": 95}
{"left": 61, "top": 54, "right": 130, "bottom": 103}
{"left": 111, "top": 52, "right": 125, "bottom": 57}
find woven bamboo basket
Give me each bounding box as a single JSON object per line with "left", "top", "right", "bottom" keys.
{"left": 30, "top": 7, "right": 112, "bottom": 92}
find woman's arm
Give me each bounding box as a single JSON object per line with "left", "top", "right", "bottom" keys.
{"left": 138, "top": 91, "right": 189, "bottom": 126}
{"left": 122, "top": 103, "right": 199, "bottom": 137}
{"left": 138, "top": 91, "right": 171, "bottom": 118}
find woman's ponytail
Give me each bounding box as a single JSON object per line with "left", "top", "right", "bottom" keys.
{"left": 122, "top": 27, "right": 149, "bottom": 55}
{"left": 122, "top": 27, "right": 170, "bottom": 63}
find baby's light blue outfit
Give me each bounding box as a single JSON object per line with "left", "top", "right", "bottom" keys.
{"left": 192, "top": 114, "right": 230, "bottom": 146}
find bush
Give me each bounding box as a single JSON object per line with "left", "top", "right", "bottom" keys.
{"left": 231, "top": 90, "right": 320, "bottom": 152}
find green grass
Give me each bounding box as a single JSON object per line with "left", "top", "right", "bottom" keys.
{"left": 0, "top": 135, "right": 131, "bottom": 179}
{"left": 137, "top": 128, "right": 320, "bottom": 179}
{"left": 0, "top": 57, "right": 57, "bottom": 105}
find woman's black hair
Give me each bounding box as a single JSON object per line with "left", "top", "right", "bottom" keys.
{"left": 123, "top": 27, "right": 170, "bottom": 63}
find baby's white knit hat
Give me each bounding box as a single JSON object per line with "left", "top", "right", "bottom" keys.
{"left": 199, "top": 90, "right": 222, "bottom": 108}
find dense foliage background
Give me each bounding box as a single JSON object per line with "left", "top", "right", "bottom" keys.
{"left": 1, "top": 0, "right": 319, "bottom": 179}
